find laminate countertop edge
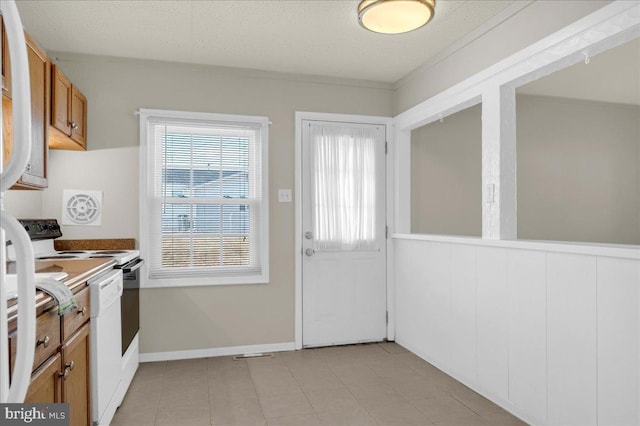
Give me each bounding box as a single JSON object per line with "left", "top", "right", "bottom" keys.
{"left": 7, "top": 258, "right": 116, "bottom": 326}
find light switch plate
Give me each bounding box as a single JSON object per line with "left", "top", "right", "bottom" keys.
{"left": 278, "top": 189, "right": 292, "bottom": 203}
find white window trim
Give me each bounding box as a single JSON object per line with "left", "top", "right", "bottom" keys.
{"left": 139, "top": 108, "right": 269, "bottom": 288}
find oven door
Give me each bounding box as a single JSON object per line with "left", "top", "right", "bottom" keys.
{"left": 117, "top": 258, "right": 143, "bottom": 355}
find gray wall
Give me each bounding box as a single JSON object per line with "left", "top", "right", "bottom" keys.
{"left": 410, "top": 95, "right": 640, "bottom": 245}
{"left": 517, "top": 95, "right": 640, "bottom": 245}
{"left": 411, "top": 104, "right": 482, "bottom": 236}
{"left": 38, "top": 54, "right": 393, "bottom": 353}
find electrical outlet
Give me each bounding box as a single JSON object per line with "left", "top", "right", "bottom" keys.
{"left": 278, "top": 189, "right": 292, "bottom": 203}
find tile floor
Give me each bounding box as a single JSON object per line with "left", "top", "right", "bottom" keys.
{"left": 112, "top": 342, "right": 526, "bottom": 426}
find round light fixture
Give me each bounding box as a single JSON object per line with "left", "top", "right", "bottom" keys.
{"left": 358, "top": 0, "right": 436, "bottom": 34}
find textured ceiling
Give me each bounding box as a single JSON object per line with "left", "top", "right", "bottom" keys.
{"left": 15, "top": 0, "right": 518, "bottom": 83}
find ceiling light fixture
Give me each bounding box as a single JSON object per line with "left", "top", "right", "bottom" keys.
{"left": 358, "top": 0, "right": 436, "bottom": 34}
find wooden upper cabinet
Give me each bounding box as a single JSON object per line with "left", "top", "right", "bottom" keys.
{"left": 50, "top": 64, "right": 87, "bottom": 150}
{"left": 70, "top": 86, "right": 87, "bottom": 147}
{"left": 52, "top": 65, "right": 71, "bottom": 135}
{"left": 1, "top": 16, "right": 12, "bottom": 98}
{"left": 1, "top": 31, "right": 50, "bottom": 189}
{"left": 23, "top": 33, "right": 49, "bottom": 188}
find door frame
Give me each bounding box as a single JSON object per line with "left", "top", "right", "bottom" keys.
{"left": 294, "top": 111, "right": 394, "bottom": 350}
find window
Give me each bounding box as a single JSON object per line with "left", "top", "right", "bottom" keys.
{"left": 139, "top": 109, "right": 269, "bottom": 287}
{"left": 311, "top": 124, "right": 378, "bottom": 251}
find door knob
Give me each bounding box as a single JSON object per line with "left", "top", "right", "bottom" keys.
{"left": 305, "top": 248, "right": 315, "bottom": 256}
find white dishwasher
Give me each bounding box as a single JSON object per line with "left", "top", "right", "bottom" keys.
{"left": 89, "top": 269, "right": 123, "bottom": 426}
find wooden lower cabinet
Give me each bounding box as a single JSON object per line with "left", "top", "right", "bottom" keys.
{"left": 11, "top": 300, "right": 93, "bottom": 426}
{"left": 18, "top": 321, "right": 91, "bottom": 426}
{"left": 24, "top": 352, "right": 62, "bottom": 404}
{"left": 61, "top": 322, "right": 91, "bottom": 426}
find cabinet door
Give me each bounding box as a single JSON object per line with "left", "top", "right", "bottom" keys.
{"left": 19, "top": 34, "right": 49, "bottom": 188}
{"left": 51, "top": 64, "right": 71, "bottom": 136}
{"left": 1, "top": 16, "right": 11, "bottom": 98}
{"left": 61, "top": 322, "right": 91, "bottom": 426}
{"left": 2, "top": 95, "right": 10, "bottom": 167}
{"left": 1, "top": 33, "right": 49, "bottom": 189}
{"left": 24, "top": 352, "right": 63, "bottom": 404}
{"left": 61, "top": 286, "right": 90, "bottom": 341}
{"left": 70, "top": 86, "right": 86, "bottom": 149}
{"left": 9, "top": 307, "right": 61, "bottom": 375}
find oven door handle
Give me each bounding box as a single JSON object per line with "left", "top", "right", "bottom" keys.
{"left": 121, "top": 258, "right": 144, "bottom": 273}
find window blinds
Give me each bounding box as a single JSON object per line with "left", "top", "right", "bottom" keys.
{"left": 142, "top": 112, "right": 268, "bottom": 283}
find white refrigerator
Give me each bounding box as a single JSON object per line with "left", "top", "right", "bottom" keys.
{"left": 0, "top": 0, "right": 37, "bottom": 403}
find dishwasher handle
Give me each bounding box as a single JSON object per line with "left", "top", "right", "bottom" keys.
{"left": 119, "top": 258, "right": 144, "bottom": 273}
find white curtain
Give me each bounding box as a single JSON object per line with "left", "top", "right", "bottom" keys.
{"left": 311, "top": 125, "right": 377, "bottom": 251}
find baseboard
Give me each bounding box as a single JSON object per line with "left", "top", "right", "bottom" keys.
{"left": 139, "top": 341, "right": 296, "bottom": 363}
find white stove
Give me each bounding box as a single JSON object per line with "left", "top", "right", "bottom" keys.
{"left": 6, "top": 219, "right": 139, "bottom": 266}
{"left": 8, "top": 219, "right": 143, "bottom": 425}
{"left": 34, "top": 248, "right": 140, "bottom": 266}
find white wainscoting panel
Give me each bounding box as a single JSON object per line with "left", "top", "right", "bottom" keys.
{"left": 547, "top": 253, "right": 597, "bottom": 426}
{"left": 507, "top": 250, "right": 547, "bottom": 425}
{"left": 596, "top": 257, "right": 640, "bottom": 426}
{"left": 449, "top": 244, "right": 478, "bottom": 382}
{"left": 475, "top": 247, "right": 510, "bottom": 401}
{"left": 395, "top": 239, "right": 429, "bottom": 356}
{"left": 394, "top": 235, "right": 639, "bottom": 426}
{"left": 424, "top": 242, "right": 452, "bottom": 367}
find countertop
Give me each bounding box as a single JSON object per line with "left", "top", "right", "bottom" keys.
{"left": 54, "top": 238, "right": 136, "bottom": 251}
{"left": 7, "top": 257, "right": 116, "bottom": 325}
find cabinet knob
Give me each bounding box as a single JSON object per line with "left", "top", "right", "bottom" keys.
{"left": 36, "top": 335, "right": 50, "bottom": 348}
{"left": 78, "top": 307, "right": 87, "bottom": 315}
{"left": 59, "top": 368, "right": 69, "bottom": 380}
{"left": 69, "top": 121, "right": 79, "bottom": 130}
{"left": 65, "top": 360, "right": 75, "bottom": 371}
{"left": 25, "top": 163, "right": 31, "bottom": 172}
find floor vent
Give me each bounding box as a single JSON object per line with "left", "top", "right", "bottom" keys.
{"left": 232, "top": 353, "right": 274, "bottom": 360}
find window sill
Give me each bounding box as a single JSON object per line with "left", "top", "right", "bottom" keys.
{"left": 141, "top": 273, "right": 269, "bottom": 288}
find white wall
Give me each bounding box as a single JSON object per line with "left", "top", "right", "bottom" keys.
{"left": 394, "top": 236, "right": 639, "bottom": 426}
{"left": 40, "top": 53, "right": 393, "bottom": 354}
{"left": 393, "top": 3, "right": 640, "bottom": 425}
{"left": 3, "top": 190, "right": 42, "bottom": 218}
{"left": 42, "top": 147, "right": 139, "bottom": 239}
{"left": 393, "top": 0, "right": 611, "bottom": 114}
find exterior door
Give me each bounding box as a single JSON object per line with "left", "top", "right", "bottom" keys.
{"left": 301, "top": 120, "right": 387, "bottom": 347}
